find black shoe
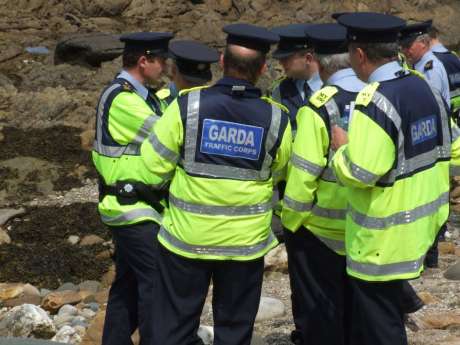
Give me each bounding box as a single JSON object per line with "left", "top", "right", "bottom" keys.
{"left": 290, "top": 330, "right": 303, "bottom": 345}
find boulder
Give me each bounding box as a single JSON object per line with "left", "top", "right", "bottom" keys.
{"left": 255, "top": 297, "right": 285, "bottom": 322}
{"left": 0, "top": 304, "right": 56, "bottom": 338}
{"left": 52, "top": 325, "right": 82, "bottom": 344}
{"left": 444, "top": 261, "right": 460, "bottom": 280}
{"left": 54, "top": 33, "right": 123, "bottom": 67}
{"left": 41, "top": 291, "right": 85, "bottom": 313}
{"left": 0, "top": 283, "right": 24, "bottom": 300}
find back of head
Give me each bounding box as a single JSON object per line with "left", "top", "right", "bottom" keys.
{"left": 223, "top": 44, "right": 266, "bottom": 85}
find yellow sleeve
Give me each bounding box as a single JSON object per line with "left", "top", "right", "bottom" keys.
{"left": 140, "top": 100, "right": 183, "bottom": 183}
{"left": 281, "top": 106, "right": 329, "bottom": 232}
{"left": 271, "top": 121, "right": 292, "bottom": 184}
{"left": 108, "top": 92, "right": 157, "bottom": 145}
{"left": 451, "top": 120, "right": 460, "bottom": 175}
{"left": 332, "top": 108, "right": 396, "bottom": 188}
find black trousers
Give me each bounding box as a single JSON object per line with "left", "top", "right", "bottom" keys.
{"left": 425, "top": 222, "right": 447, "bottom": 267}
{"left": 102, "top": 221, "right": 160, "bottom": 345}
{"left": 154, "top": 243, "right": 264, "bottom": 345}
{"left": 284, "top": 228, "right": 350, "bottom": 345}
{"left": 348, "top": 278, "right": 408, "bottom": 345}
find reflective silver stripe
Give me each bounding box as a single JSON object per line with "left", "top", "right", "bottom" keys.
{"left": 101, "top": 208, "right": 161, "bottom": 225}
{"left": 181, "top": 90, "right": 282, "bottom": 181}
{"left": 159, "top": 226, "right": 277, "bottom": 257}
{"left": 169, "top": 194, "right": 271, "bottom": 216}
{"left": 284, "top": 196, "right": 313, "bottom": 212}
{"left": 450, "top": 88, "right": 460, "bottom": 98}
{"left": 320, "top": 166, "right": 337, "bottom": 182}
{"left": 344, "top": 152, "right": 379, "bottom": 184}
{"left": 450, "top": 165, "right": 460, "bottom": 176}
{"left": 350, "top": 191, "right": 449, "bottom": 230}
{"left": 347, "top": 254, "right": 425, "bottom": 277}
{"left": 312, "top": 205, "right": 346, "bottom": 220}
{"left": 324, "top": 98, "right": 340, "bottom": 126}
{"left": 148, "top": 132, "right": 179, "bottom": 163}
{"left": 452, "top": 124, "right": 460, "bottom": 142}
{"left": 131, "top": 114, "right": 159, "bottom": 145}
{"left": 315, "top": 234, "right": 345, "bottom": 252}
{"left": 291, "top": 153, "right": 324, "bottom": 177}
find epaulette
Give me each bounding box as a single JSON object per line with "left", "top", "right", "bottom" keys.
{"left": 424, "top": 60, "right": 434, "bottom": 71}
{"left": 309, "top": 86, "right": 338, "bottom": 108}
{"left": 156, "top": 88, "right": 171, "bottom": 100}
{"left": 121, "top": 81, "right": 134, "bottom": 92}
{"left": 178, "top": 85, "right": 210, "bottom": 97}
{"left": 260, "top": 96, "right": 289, "bottom": 114}
{"left": 355, "top": 82, "right": 380, "bottom": 106}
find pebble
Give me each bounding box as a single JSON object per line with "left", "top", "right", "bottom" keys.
{"left": 57, "top": 282, "right": 79, "bottom": 292}
{"left": 80, "top": 308, "right": 96, "bottom": 319}
{"left": 40, "top": 288, "right": 51, "bottom": 297}
{"left": 58, "top": 304, "right": 79, "bottom": 316}
{"left": 71, "top": 315, "right": 88, "bottom": 328}
{"left": 85, "top": 302, "right": 100, "bottom": 312}
{"left": 79, "top": 280, "right": 101, "bottom": 294}
{"left": 54, "top": 313, "right": 74, "bottom": 328}
{"left": 68, "top": 235, "right": 80, "bottom": 245}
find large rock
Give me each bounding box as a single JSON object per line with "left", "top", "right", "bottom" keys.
{"left": 0, "top": 283, "right": 24, "bottom": 300}
{"left": 52, "top": 325, "right": 82, "bottom": 344}
{"left": 41, "top": 291, "right": 85, "bottom": 313}
{"left": 54, "top": 33, "right": 123, "bottom": 67}
{"left": 255, "top": 297, "right": 285, "bottom": 322}
{"left": 444, "top": 261, "right": 460, "bottom": 280}
{"left": 0, "top": 207, "right": 25, "bottom": 225}
{"left": 0, "top": 304, "right": 56, "bottom": 338}
{"left": 264, "top": 244, "right": 288, "bottom": 273}
{"left": 420, "top": 310, "right": 460, "bottom": 329}
{"left": 0, "top": 227, "right": 11, "bottom": 244}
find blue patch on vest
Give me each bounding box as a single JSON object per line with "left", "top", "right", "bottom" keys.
{"left": 411, "top": 115, "right": 437, "bottom": 145}
{"left": 200, "top": 119, "right": 264, "bottom": 160}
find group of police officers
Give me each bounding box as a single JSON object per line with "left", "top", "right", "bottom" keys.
{"left": 92, "top": 10, "right": 460, "bottom": 345}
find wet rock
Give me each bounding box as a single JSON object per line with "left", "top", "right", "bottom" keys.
{"left": 80, "top": 234, "right": 104, "bottom": 246}
{"left": 420, "top": 310, "right": 460, "bottom": 329}
{"left": 41, "top": 291, "right": 84, "bottom": 313}
{"left": 78, "top": 281, "right": 101, "bottom": 294}
{"left": 67, "top": 235, "right": 80, "bottom": 245}
{"left": 52, "top": 325, "right": 82, "bottom": 344}
{"left": 255, "top": 297, "right": 285, "bottom": 322}
{"left": 0, "top": 207, "right": 25, "bottom": 225}
{"left": 54, "top": 33, "right": 123, "bottom": 67}
{"left": 0, "top": 227, "right": 11, "bottom": 245}
{"left": 0, "top": 283, "right": 24, "bottom": 300}
{"left": 0, "top": 304, "right": 56, "bottom": 338}
{"left": 444, "top": 261, "right": 460, "bottom": 281}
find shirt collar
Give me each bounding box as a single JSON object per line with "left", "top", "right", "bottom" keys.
{"left": 431, "top": 43, "right": 449, "bottom": 53}
{"left": 368, "top": 61, "right": 404, "bottom": 83}
{"left": 117, "top": 70, "right": 149, "bottom": 100}
{"left": 327, "top": 68, "right": 367, "bottom": 93}
{"left": 414, "top": 50, "right": 435, "bottom": 71}
{"left": 215, "top": 77, "right": 262, "bottom": 97}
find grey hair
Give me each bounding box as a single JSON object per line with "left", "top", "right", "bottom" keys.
{"left": 315, "top": 53, "right": 350, "bottom": 74}
{"left": 349, "top": 42, "right": 399, "bottom": 63}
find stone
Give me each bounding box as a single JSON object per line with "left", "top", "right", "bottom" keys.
{"left": 0, "top": 227, "right": 11, "bottom": 245}
{"left": 197, "top": 325, "right": 214, "bottom": 345}
{"left": 96, "top": 249, "right": 112, "bottom": 259}
{"left": 71, "top": 315, "right": 88, "bottom": 328}
{"left": 255, "top": 297, "right": 285, "bottom": 322}
{"left": 87, "top": 0, "right": 131, "bottom": 16}
{"left": 86, "top": 303, "right": 100, "bottom": 312}
{"left": 456, "top": 247, "right": 460, "bottom": 257}
{"left": 52, "top": 325, "right": 82, "bottom": 344}
{"left": 93, "top": 290, "right": 109, "bottom": 304}
{"left": 100, "top": 265, "right": 116, "bottom": 288}
{"left": 80, "top": 129, "right": 95, "bottom": 151}
{"left": 56, "top": 282, "right": 79, "bottom": 292}
{"left": 78, "top": 280, "right": 101, "bottom": 294}
{"left": 264, "top": 244, "right": 288, "bottom": 273}
{"left": 418, "top": 291, "right": 440, "bottom": 305}
{"left": 251, "top": 334, "right": 266, "bottom": 345}
{"left": 80, "top": 234, "right": 104, "bottom": 246}
{"left": 54, "top": 33, "right": 124, "bottom": 67}
{"left": 0, "top": 283, "right": 24, "bottom": 300}
{"left": 0, "top": 208, "right": 25, "bottom": 225}
{"left": 451, "top": 186, "right": 460, "bottom": 199}
{"left": 439, "top": 242, "right": 456, "bottom": 255}
{"left": 74, "top": 324, "right": 87, "bottom": 337}
{"left": 40, "top": 289, "right": 51, "bottom": 298}
{"left": 420, "top": 310, "right": 460, "bottom": 329}
{"left": 444, "top": 261, "right": 460, "bottom": 280}
{"left": 23, "top": 284, "right": 40, "bottom": 297}
{"left": 80, "top": 308, "right": 96, "bottom": 319}
{"left": 80, "top": 309, "right": 105, "bottom": 345}
{"left": 67, "top": 235, "right": 80, "bottom": 245}
{"left": 58, "top": 304, "right": 78, "bottom": 316}
{"left": 3, "top": 294, "right": 42, "bottom": 307}
{"left": 41, "top": 291, "right": 85, "bottom": 313}
{"left": 53, "top": 314, "right": 74, "bottom": 329}
{"left": 0, "top": 304, "right": 56, "bottom": 338}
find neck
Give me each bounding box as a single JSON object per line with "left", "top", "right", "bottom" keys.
{"left": 224, "top": 72, "right": 256, "bottom": 85}
{"left": 125, "top": 67, "right": 145, "bottom": 85}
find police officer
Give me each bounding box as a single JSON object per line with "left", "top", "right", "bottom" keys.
{"left": 331, "top": 13, "right": 451, "bottom": 345}
{"left": 140, "top": 24, "right": 292, "bottom": 345}
{"left": 156, "top": 40, "right": 220, "bottom": 111}
{"left": 429, "top": 25, "right": 460, "bottom": 115}
{"left": 400, "top": 20, "right": 450, "bottom": 106}
{"left": 92, "top": 31, "right": 173, "bottom": 345}
{"left": 281, "top": 23, "right": 366, "bottom": 345}
{"left": 270, "top": 24, "right": 323, "bottom": 136}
